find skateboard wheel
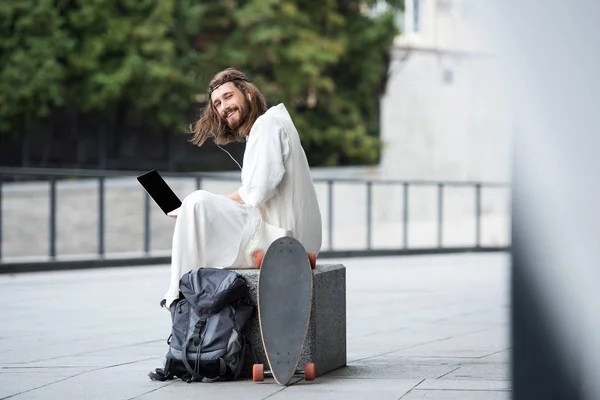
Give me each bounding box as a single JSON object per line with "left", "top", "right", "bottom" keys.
{"left": 304, "top": 363, "right": 316, "bottom": 381}
{"left": 254, "top": 251, "right": 264, "bottom": 269}
{"left": 308, "top": 252, "right": 316, "bottom": 270}
{"left": 252, "top": 364, "right": 265, "bottom": 382}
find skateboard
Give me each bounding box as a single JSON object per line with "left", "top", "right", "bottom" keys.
{"left": 252, "top": 236, "right": 317, "bottom": 385}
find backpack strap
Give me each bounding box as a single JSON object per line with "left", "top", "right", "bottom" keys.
{"left": 181, "top": 318, "right": 232, "bottom": 382}
{"left": 182, "top": 319, "right": 206, "bottom": 382}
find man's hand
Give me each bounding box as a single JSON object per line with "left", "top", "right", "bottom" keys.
{"left": 226, "top": 189, "right": 245, "bottom": 204}
{"left": 167, "top": 207, "right": 180, "bottom": 220}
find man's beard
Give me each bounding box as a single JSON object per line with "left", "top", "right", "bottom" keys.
{"left": 224, "top": 100, "right": 250, "bottom": 131}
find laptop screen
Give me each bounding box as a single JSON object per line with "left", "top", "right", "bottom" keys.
{"left": 137, "top": 170, "right": 182, "bottom": 215}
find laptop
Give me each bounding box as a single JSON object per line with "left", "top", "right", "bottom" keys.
{"left": 136, "top": 170, "right": 182, "bottom": 217}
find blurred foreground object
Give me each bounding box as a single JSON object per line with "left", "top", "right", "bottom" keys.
{"left": 470, "top": 1, "right": 600, "bottom": 399}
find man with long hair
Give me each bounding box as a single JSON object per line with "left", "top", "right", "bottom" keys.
{"left": 161, "top": 68, "right": 323, "bottom": 309}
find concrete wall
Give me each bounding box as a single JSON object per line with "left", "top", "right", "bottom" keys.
{"left": 380, "top": 50, "right": 513, "bottom": 182}
{"left": 347, "top": 0, "right": 516, "bottom": 240}
{"left": 380, "top": 0, "right": 514, "bottom": 182}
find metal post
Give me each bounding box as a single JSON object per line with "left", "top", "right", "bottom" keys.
{"left": 0, "top": 180, "right": 3, "bottom": 261}
{"left": 49, "top": 177, "right": 57, "bottom": 259}
{"left": 438, "top": 183, "right": 444, "bottom": 248}
{"left": 98, "top": 127, "right": 107, "bottom": 169}
{"left": 196, "top": 176, "right": 202, "bottom": 191}
{"left": 327, "top": 180, "right": 333, "bottom": 250}
{"left": 366, "top": 181, "right": 373, "bottom": 250}
{"left": 98, "top": 177, "right": 105, "bottom": 257}
{"left": 403, "top": 182, "right": 409, "bottom": 249}
{"left": 475, "top": 184, "right": 482, "bottom": 247}
{"left": 144, "top": 193, "right": 151, "bottom": 255}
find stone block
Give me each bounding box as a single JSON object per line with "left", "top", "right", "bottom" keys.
{"left": 236, "top": 263, "right": 347, "bottom": 378}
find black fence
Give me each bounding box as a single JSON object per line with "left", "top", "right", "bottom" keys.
{"left": 0, "top": 167, "right": 511, "bottom": 273}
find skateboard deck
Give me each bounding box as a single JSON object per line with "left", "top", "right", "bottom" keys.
{"left": 255, "top": 237, "right": 314, "bottom": 385}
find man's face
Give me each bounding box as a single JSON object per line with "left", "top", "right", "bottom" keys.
{"left": 211, "top": 82, "right": 249, "bottom": 130}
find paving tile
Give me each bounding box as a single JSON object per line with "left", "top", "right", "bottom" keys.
{"left": 402, "top": 389, "right": 510, "bottom": 399}
{"left": 134, "top": 378, "right": 284, "bottom": 400}
{"left": 441, "top": 363, "right": 510, "bottom": 381}
{"left": 0, "top": 368, "right": 92, "bottom": 399}
{"left": 264, "top": 378, "right": 420, "bottom": 400}
{"left": 4, "top": 363, "right": 171, "bottom": 400}
{"left": 417, "top": 378, "right": 510, "bottom": 391}
{"left": 325, "top": 357, "right": 460, "bottom": 380}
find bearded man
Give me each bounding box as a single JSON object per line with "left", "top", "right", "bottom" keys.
{"left": 161, "top": 68, "right": 323, "bottom": 309}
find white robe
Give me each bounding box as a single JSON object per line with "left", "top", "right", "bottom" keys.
{"left": 163, "top": 103, "right": 322, "bottom": 307}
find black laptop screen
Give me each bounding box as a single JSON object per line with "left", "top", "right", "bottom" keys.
{"left": 136, "top": 170, "right": 182, "bottom": 214}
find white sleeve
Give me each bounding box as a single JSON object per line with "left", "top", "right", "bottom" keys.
{"left": 239, "top": 118, "right": 289, "bottom": 207}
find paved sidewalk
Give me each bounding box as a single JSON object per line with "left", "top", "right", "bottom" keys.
{"left": 0, "top": 253, "right": 511, "bottom": 399}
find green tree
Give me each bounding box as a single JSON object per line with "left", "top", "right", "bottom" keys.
{"left": 0, "top": 0, "right": 71, "bottom": 133}
{"left": 0, "top": 0, "right": 402, "bottom": 167}
{"left": 60, "top": 0, "right": 200, "bottom": 127}
{"left": 188, "top": 0, "right": 402, "bottom": 165}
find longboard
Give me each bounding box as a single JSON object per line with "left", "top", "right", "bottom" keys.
{"left": 252, "top": 237, "right": 317, "bottom": 385}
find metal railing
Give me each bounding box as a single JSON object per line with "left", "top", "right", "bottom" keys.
{"left": 0, "top": 167, "right": 511, "bottom": 272}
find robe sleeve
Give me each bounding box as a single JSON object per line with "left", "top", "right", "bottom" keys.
{"left": 238, "top": 117, "right": 289, "bottom": 207}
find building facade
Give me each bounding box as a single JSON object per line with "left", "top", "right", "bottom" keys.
{"left": 379, "top": 0, "right": 514, "bottom": 182}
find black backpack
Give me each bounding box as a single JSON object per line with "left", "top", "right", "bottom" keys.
{"left": 149, "top": 268, "right": 253, "bottom": 383}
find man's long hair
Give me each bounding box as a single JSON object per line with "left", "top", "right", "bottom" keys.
{"left": 189, "top": 68, "right": 268, "bottom": 147}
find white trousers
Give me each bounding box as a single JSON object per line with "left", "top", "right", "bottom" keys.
{"left": 162, "top": 190, "right": 258, "bottom": 308}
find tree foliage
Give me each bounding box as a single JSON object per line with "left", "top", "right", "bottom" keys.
{"left": 0, "top": 0, "right": 402, "bottom": 166}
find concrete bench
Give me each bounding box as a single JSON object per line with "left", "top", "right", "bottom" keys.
{"left": 235, "top": 263, "right": 347, "bottom": 378}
